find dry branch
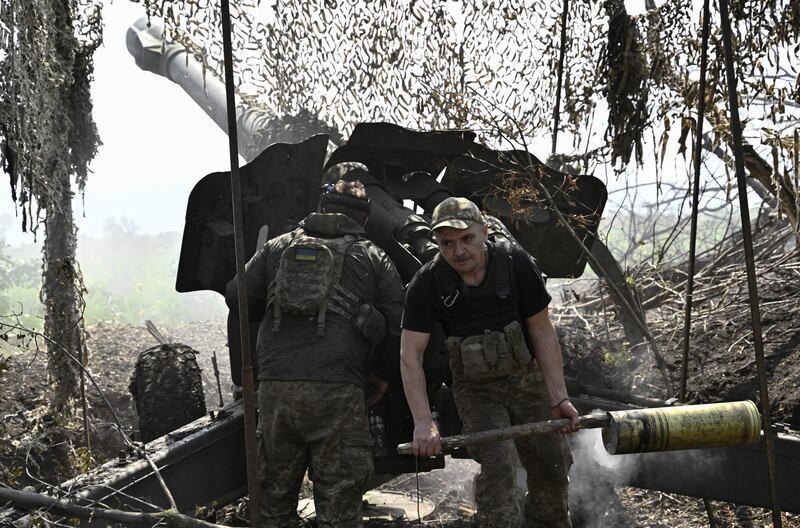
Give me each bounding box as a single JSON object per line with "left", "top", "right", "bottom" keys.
{"left": 0, "top": 486, "right": 226, "bottom": 528}
{"left": 0, "top": 319, "right": 179, "bottom": 511}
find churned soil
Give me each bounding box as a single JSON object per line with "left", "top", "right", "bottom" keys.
{"left": 557, "top": 249, "right": 800, "bottom": 430}
{"left": 1, "top": 319, "right": 800, "bottom": 527}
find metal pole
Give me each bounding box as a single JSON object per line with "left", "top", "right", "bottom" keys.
{"left": 679, "top": 0, "right": 710, "bottom": 404}
{"left": 219, "top": 0, "right": 261, "bottom": 525}
{"left": 718, "top": 1, "right": 782, "bottom": 525}
{"left": 551, "top": 0, "right": 570, "bottom": 155}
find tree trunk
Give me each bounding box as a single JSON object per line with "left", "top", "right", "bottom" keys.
{"left": 35, "top": 0, "right": 92, "bottom": 418}
{"left": 42, "top": 165, "right": 85, "bottom": 416}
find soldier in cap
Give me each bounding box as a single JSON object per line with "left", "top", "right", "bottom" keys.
{"left": 400, "top": 196, "right": 578, "bottom": 528}
{"left": 226, "top": 178, "right": 404, "bottom": 528}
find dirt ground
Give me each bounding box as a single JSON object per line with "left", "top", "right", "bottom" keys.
{"left": 1, "top": 318, "right": 799, "bottom": 527}
{"left": 565, "top": 250, "right": 800, "bottom": 431}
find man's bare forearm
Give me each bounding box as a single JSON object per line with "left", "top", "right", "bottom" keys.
{"left": 526, "top": 308, "right": 570, "bottom": 405}
{"left": 532, "top": 329, "right": 569, "bottom": 403}
{"left": 400, "top": 333, "right": 433, "bottom": 425}
{"left": 401, "top": 357, "right": 433, "bottom": 425}
{"left": 528, "top": 310, "right": 580, "bottom": 430}
{"left": 400, "top": 329, "right": 442, "bottom": 455}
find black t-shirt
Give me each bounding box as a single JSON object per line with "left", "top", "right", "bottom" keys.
{"left": 401, "top": 241, "right": 551, "bottom": 333}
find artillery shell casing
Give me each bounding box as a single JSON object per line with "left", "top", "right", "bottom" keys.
{"left": 602, "top": 400, "right": 761, "bottom": 455}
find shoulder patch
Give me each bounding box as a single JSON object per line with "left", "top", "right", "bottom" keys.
{"left": 294, "top": 247, "right": 318, "bottom": 261}
{"left": 270, "top": 231, "right": 359, "bottom": 336}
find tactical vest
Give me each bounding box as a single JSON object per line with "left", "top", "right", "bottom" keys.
{"left": 432, "top": 241, "right": 518, "bottom": 337}
{"left": 433, "top": 241, "right": 533, "bottom": 380}
{"left": 268, "top": 228, "right": 361, "bottom": 336}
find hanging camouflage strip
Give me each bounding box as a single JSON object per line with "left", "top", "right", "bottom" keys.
{"left": 0, "top": 0, "right": 103, "bottom": 234}
{"left": 604, "top": 0, "right": 649, "bottom": 167}
{"left": 0, "top": 0, "right": 103, "bottom": 414}
{"left": 127, "top": 0, "right": 799, "bottom": 186}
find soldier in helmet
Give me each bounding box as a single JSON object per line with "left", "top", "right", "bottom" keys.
{"left": 400, "top": 197, "right": 579, "bottom": 528}
{"left": 226, "top": 178, "right": 403, "bottom": 528}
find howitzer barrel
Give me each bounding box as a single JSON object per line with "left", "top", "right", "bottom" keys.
{"left": 126, "top": 17, "right": 334, "bottom": 161}
{"left": 126, "top": 17, "right": 260, "bottom": 159}
{"left": 397, "top": 401, "right": 761, "bottom": 456}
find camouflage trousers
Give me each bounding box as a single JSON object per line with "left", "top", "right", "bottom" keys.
{"left": 452, "top": 367, "right": 573, "bottom": 528}
{"left": 257, "top": 380, "right": 373, "bottom": 528}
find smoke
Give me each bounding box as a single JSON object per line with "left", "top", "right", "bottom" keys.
{"left": 572, "top": 427, "right": 637, "bottom": 480}
{"left": 384, "top": 430, "right": 726, "bottom": 526}
{"left": 384, "top": 456, "right": 480, "bottom": 506}
{"left": 393, "top": 431, "right": 642, "bottom": 525}
{"left": 566, "top": 426, "right": 724, "bottom": 526}
{"left": 405, "top": 431, "right": 640, "bottom": 526}
{"left": 75, "top": 221, "right": 228, "bottom": 324}
{"left": 567, "top": 428, "right": 638, "bottom": 527}
{"left": 0, "top": 213, "right": 10, "bottom": 241}
{"left": 437, "top": 457, "right": 481, "bottom": 505}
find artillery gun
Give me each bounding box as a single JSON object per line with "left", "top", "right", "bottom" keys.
{"left": 3, "top": 16, "right": 798, "bottom": 528}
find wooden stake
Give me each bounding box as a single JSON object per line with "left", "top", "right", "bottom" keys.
{"left": 397, "top": 413, "right": 609, "bottom": 455}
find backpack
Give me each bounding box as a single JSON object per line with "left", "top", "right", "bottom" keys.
{"left": 268, "top": 228, "right": 360, "bottom": 336}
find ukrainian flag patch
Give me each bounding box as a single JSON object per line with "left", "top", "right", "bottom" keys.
{"left": 294, "top": 248, "right": 318, "bottom": 261}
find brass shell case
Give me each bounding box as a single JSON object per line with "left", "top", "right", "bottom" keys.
{"left": 602, "top": 401, "right": 761, "bottom": 455}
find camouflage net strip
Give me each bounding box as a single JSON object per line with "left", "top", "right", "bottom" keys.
{"left": 129, "top": 0, "right": 799, "bottom": 188}
{"left": 0, "top": 0, "right": 103, "bottom": 234}
{"left": 0, "top": 0, "right": 103, "bottom": 414}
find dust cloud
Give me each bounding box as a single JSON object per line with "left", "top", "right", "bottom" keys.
{"left": 1, "top": 217, "right": 228, "bottom": 325}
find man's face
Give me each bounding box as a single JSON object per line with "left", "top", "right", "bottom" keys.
{"left": 433, "top": 222, "right": 490, "bottom": 275}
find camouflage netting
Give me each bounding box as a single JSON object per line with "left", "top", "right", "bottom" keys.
{"left": 131, "top": 0, "right": 799, "bottom": 182}
{"left": 2, "top": 0, "right": 797, "bottom": 237}
{"left": 604, "top": 0, "right": 650, "bottom": 166}
{"left": 129, "top": 343, "right": 207, "bottom": 443}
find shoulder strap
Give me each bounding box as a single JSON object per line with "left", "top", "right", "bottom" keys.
{"left": 328, "top": 235, "right": 362, "bottom": 315}
{"left": 494, "top": 241, "right": 512, "bottom": 300}
{"left": 315, "top": 234, "right": 358, "bottom": 336}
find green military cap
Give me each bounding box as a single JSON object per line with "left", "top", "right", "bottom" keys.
{"left": 431, "top": 197, "right": 485, "bottom": 230}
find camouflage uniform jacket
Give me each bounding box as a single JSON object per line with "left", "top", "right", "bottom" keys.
{"left": 228, "top": 212, "right": 404, "bottom": 387}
